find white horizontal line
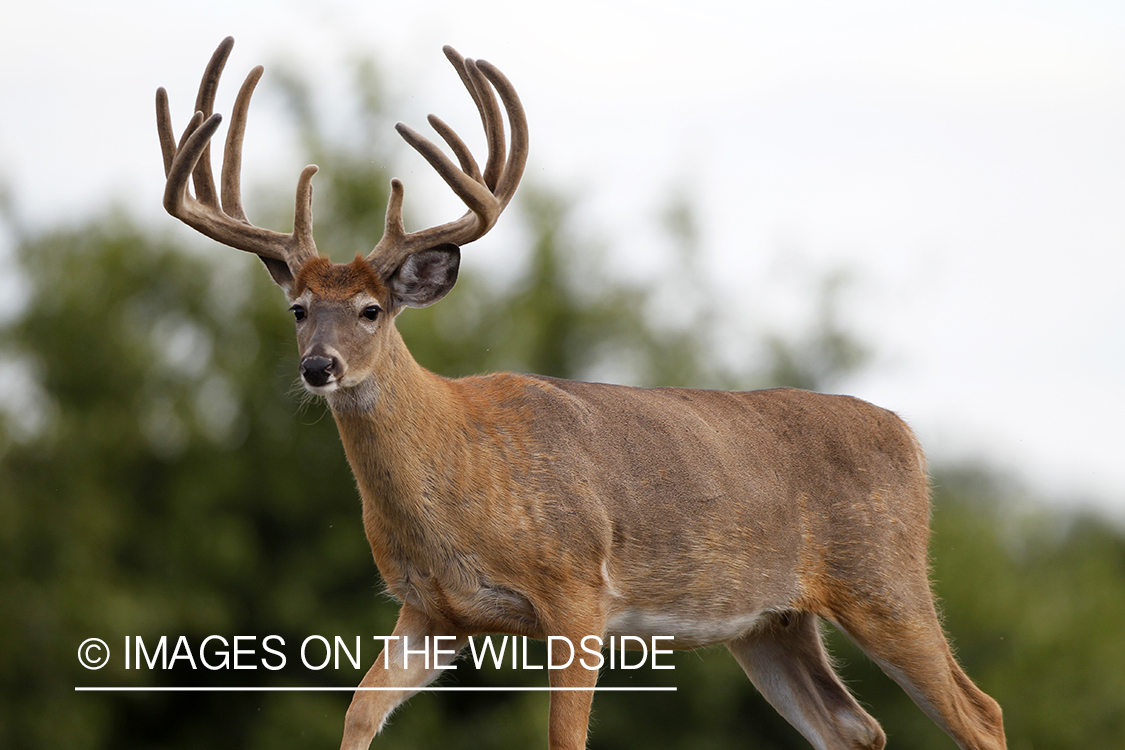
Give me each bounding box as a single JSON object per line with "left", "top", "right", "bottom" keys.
{"left": 75, "top": 686, "right": 676, "bottom": 692}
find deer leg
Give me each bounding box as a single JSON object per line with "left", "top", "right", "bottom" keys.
{"left": 339, "top": 604, "right": 468, "bottom": 750}
{"left": 545, "top": 655, "right": 600, "bottom": 750}
{"left": 536, "top": 606, "right": 605, "bottom": 750}
{"left": 727, "top": 611, "right": 886, "bottom": 750}
{"left": 829, "top": 594, "right": 1005, "bottom": 750}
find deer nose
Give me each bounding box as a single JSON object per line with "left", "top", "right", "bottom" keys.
{"left": 300, "top": 355, "right": 336, "bottom": 388}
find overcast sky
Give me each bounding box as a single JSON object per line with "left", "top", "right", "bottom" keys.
{"left": 2, "top": 1, "right": 1123, "bottom": 516}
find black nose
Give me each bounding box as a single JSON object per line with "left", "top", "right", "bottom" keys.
{"left": 300, "top": 356, "right": 335, "bottom": 387}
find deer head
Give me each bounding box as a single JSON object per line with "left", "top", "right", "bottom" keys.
{"left": 156, "top": 37, "right": 527, "bottom": 396}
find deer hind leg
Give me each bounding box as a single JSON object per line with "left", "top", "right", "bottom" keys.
{"left": 727, "top": 611, "right": 886, "bottom": 750}
{"left": 828, "top": 590, "right": 1006, "bottom": 750}
{"left": 339, "top": 604, "right": 468, "bottom": 750}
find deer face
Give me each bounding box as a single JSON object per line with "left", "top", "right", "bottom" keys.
{"left": 285, "top": 247, "right": 460, "bottom": 393}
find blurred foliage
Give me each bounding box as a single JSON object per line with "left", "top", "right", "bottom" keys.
{"left": 2, "top": 51, "right": 1124, "bottom": 750}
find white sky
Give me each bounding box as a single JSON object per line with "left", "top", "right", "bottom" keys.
{"left": 2, "top": 1, "right": 1123, "bottom": 516}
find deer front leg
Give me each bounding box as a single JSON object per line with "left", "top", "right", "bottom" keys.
{"left": 339, "top": 604, "right": 467, "bottom": 750}
{"left": 542, "top": 609, "right": 606, "bottom": 750}
{"left": 547, "top": 656, "right": 600, "bottom": 750}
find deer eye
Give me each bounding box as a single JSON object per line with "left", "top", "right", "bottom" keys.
{"left": 289, "top": 304, "right": 306, "bottom": 322}
{"left": 362, "top": 305, "right": 382, "bottom": 321}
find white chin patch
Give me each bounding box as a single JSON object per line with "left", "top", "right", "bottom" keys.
{"left": 303, "top": 380, "right": 338, "bottom": 394}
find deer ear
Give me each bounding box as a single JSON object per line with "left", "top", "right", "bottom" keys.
{"left": 258, "top": 256, "right": 297, "bottom": 292}
{"left": 388, "top": 243, "right": 460, "bottom": 308}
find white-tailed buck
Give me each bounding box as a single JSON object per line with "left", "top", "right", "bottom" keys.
{"left": 157, "top": 37, "right": 1006, "bottom": 750}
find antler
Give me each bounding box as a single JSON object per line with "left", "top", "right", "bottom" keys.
{"left": 156, "top": 37, "right": 319, "bottom": 272}
{"left": 157, "top": 40, "right": 526, "bottom": 280}
{"left": 367, "top": 45, "right": 528, "bottom": 277}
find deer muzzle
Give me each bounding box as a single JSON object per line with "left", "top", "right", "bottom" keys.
{"left": 300, "top": 355, "right": 337, "bottom": 389}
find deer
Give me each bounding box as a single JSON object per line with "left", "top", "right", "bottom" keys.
{"left": 156, "top": 37, "right": 1006, "bottom": 750}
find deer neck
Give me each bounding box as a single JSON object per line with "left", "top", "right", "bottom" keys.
{"left": 325, "top": 327, "right": 461, "bottom": 497}
{"left": 322, "top": 328, "right": 478, "bottom": 572}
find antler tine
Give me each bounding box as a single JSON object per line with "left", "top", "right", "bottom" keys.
{"left": 392, "top": 123, "right": 499, "bottom": 222}
{"left": 157, "top": 37, "right": 318, "bottom": 269}
{"left": 474, "top": 59, "right": 529, "bottom": 207}
{"left": 156, "top": 88, "right": 177, "bottom": 177}
{"left": 221, "top": 64, "right": 264, "bottom": 223}
{"left": 162, "top": 110, "right": 222, "bottom": 217}
{"left": 189, "top": 37, "right": 233, "bottom": 210}
{"left": 443, "top": 47, "right": 506, "bottom": 192}
{"left": 426, "top": 114, "right": 483, "bottom": 184}
{"left": 367, "top": 47, "right": 528, "bottom": 276}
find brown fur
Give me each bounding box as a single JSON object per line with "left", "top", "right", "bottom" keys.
{"left": 292, "top": 256, "right": 388, "bottom": 300}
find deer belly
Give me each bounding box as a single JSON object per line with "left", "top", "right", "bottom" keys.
{"left": 604, "top": 608, "right": 768, "bottom": 648}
